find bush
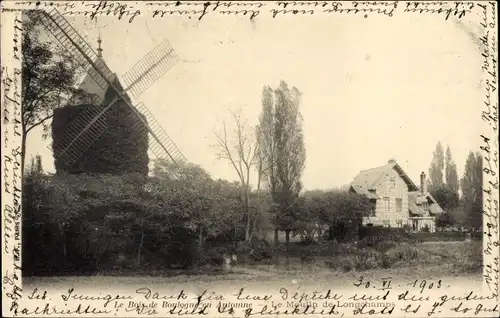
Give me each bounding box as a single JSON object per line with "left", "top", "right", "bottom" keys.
{"left": 327, "top": 248, "right": 381, "bottom": 272}
{"left": 358, "top": 226, "right": 415, "bottom": 246}
{"left": 235, "top": 239, "right": 273, "bottom": 264}
{"left": 326, "top": 242, "right": 438, "bottom": 272}
{"left": 411, "top": 231, "right": 472, "bottom": 242}
{"left": 384, "top": 243, "right": 420, "bottom": 264}
{"left": 372, "top": 240, "right": 398, "bottom": 253}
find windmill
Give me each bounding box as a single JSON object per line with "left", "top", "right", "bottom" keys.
{"left": 39, "top": 8, "right": 187, "bottom": 173}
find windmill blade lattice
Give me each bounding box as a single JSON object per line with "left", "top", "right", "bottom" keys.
{"left": 135, "top": 102, "right": 187, "bottom": 162}
{"left": 38, "top": 10, "right": 114, "bottom": 92}
{"left": 122, "top": 41, "right": 180, "bottom": 99}
{"left": 51, "top": 106, "right": 111, "bottom": 167}
{"left": 40, "top": 8, "right": 187, "bottom": 168}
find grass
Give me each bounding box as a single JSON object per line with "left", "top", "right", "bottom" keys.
{"left": 321, "top": 240, "right": 482, "bottom": 274}
{"left": 24, "top": 239, "right": 482, "bottom": 281}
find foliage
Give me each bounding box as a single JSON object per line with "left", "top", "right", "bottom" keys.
{"left": 256, "top": 81, "right": 306, "bottom": 243}
{"left": 325, "top": 241, "right": 480, "bottom": 274}
{"left": 428, "top": 142, "right": 445, "bottom": 192}
{"left": 151, "top": 159, "right": 243, "bottom": 241}
{"left": 431, "top": 186, "right": 460, "bottom": 210}
{"left": 23, "top": 158, "right": 249, "bottom": 275}
{"left": 432, "top": 186, "right": 460, "bottom": 228}
{"left": 21, "top": 11, "right": 95, "bottom": 172}
{"left": 460, "top": 152, "right": 483, "bottom": 229}
{"left": 445, "top": 146, "right": 459, "bottom": 194}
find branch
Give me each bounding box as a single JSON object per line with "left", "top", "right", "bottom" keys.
{"left": 213, "top": 121, "right": 245, "bottom": 184}
{"left": 25, "top": 113, "right": 54, "bottom": 134}
{"left": 23, "top": 86, "right": 58, "bottom": 126}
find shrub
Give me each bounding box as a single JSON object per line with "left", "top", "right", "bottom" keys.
{"left": 325, "top": 246, "right": 381, "bottom": 272}
{"left": 358, "top": 226, "right": 415, "bottom": 246}
{"left": 372, "top": 240, "right": 398, "bottom": 253}
{"left": 235, "top": 239, "right": 273, "bottom": 264}
{"left": 384, "top": 243, "right": 420, "bottom": 265}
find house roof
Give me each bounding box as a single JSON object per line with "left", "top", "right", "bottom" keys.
{"left": 350, "top": 161, "right": 419, "bottom": 198}
{"left": 408, "top": 191, "right": 444, "bottom": 216}
{"left": 351, "top": 160, "right": 445, "bottom": 216}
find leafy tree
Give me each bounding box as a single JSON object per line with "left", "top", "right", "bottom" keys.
{"left": 294, "top": 191, "right": 324, "bottom": 242}
{"left": 256, "top": 81, "right": 306, "bottom": 245}
{"left": 151, "top": 159, "right": 243, "bottom": 252}
{"left": 445, "top": 146, "right": 459, "bottom": 194}
{"left": 21, "top": 11, "right": 95, "bottom": 174}
{"left": 431, "top": 187, "right": 460, "bottom": 211}
{"left": 428, "top": 142, "right": 445, "bottom": 192}
{"left": 319, "top": 190, "right": 372, "bottom": 223}
{"left": 461, "top": 151, "right": 483, "bottom": 230}
{"left": 432, "top": 187, "right": 460, "bottom": 228}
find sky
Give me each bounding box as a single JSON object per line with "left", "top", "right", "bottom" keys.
{"left": 26, "top": 12, "right": 485, "bottom": 191}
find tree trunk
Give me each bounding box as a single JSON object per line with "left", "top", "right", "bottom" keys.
{"left": 21, "top": 133, "right": 27, "bottom": 177}
{"left": 136, "top": 221, "right": 144, "bottom": 268}
{"left": 245, "top": 209, "right": 251, "bottom": 242}
{"left": 274, "top": 228, "right": 279, "bottom": 244}
{"left": 285, "top": 230, "right": 290, "bottom": 247}
{"left": 329, "top": 225, "right": 334, "bottom": 240}
{"left": 60, "top": 225, "right": 67, "bottom": 268}
{"left": 249, "top": 217, "right": 256, "bottom": 241}
{"left": 198, "top": 229, "right": 204, "bottom": 252}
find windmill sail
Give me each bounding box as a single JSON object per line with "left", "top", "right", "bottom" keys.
{"left": 40, "top": 8, "right": 187, "bottom": 169}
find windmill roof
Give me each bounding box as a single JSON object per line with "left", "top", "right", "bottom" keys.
{"left": 73, "top": 56, "right": 133, "bottom": 106}
{"left": 74, "top": 57, "right": 111, "bottom": 104}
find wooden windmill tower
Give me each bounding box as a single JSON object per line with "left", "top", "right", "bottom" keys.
{"left": 39, "top": 8, "right": 187, "bottom": 175}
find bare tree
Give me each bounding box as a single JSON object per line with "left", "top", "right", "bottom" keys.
{"left": 213, "top": 109, "right": 258, "bottom": 241}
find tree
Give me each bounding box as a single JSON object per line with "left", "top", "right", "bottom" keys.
{"left": 431, "top": 187, "right": 460, "bottom": 228}
{"left": 431, "top": 187, "right": 460, "bottom": 211}
{"left": 295, "top": 190, "right": 326, "bottom": 242}
{"left": 21, "top": 11, "right": 95, "bottom": 174}
{"left": 460, "top": 151, "right": 483, "bottom": 230}
{"left": 151, "top": 159, "right": 243, "bottom": 254}
{"left": 256, "top": 85, "right": 278, "bottom": 242}
{"left": 428, "top": 142, "right": 445, "bottom": 192}
{"left": 445, "top": 146, "right": 459, "bottom": 194}
{"left": 213, "top": 110, "right": 259, "bottom": 242}
{"left": 256, "top": 81, "right": 306, "bottom": 245}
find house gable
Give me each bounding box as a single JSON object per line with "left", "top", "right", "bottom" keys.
{"left": 350, "top": 160, "right": 418, "bottom": 197}
{"left": 351, "top": 160, "right": 412, "bottom": 226}
{"left": 350, "top": 160, "right": 444, "bottom": 232}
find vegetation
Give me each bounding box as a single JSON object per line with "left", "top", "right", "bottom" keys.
{"left": 21, "top": 11, "right": 95, "bottom": 174}
{"left": 428, "top": 142, "right": 483, "bottom": 230}
{"left": 21, "top": 13, "right": 482, "bottom": 278}
{"left": 256, "top": 81, "right": 307, "bottom": 245}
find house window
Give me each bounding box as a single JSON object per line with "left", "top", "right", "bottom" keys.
{"left": 396, "top": 220, "right": 403, "bottom": 227}
{"left": 383, "top": 220, "right": 390, "bottom": 227}
{"left": 390, "top": 179, "right": 396, "bottom": 189}
{"left": 422, "top": 201, "right": 429, "bottom": 209}
{"left": 396, "top": 198, "right": 403, "bottom": 212}
{"left": 384, "top": 197, "right": 390, "bottom": 211}
{"left": 369, "top": 200, "right": 376, "bottom": 216}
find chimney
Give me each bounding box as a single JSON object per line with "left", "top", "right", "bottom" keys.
{"left": 388, "top": 159, "right": 396, "bottom": 164}
{"left": 420, "top": 172, "right": 427, "bottom": 194}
